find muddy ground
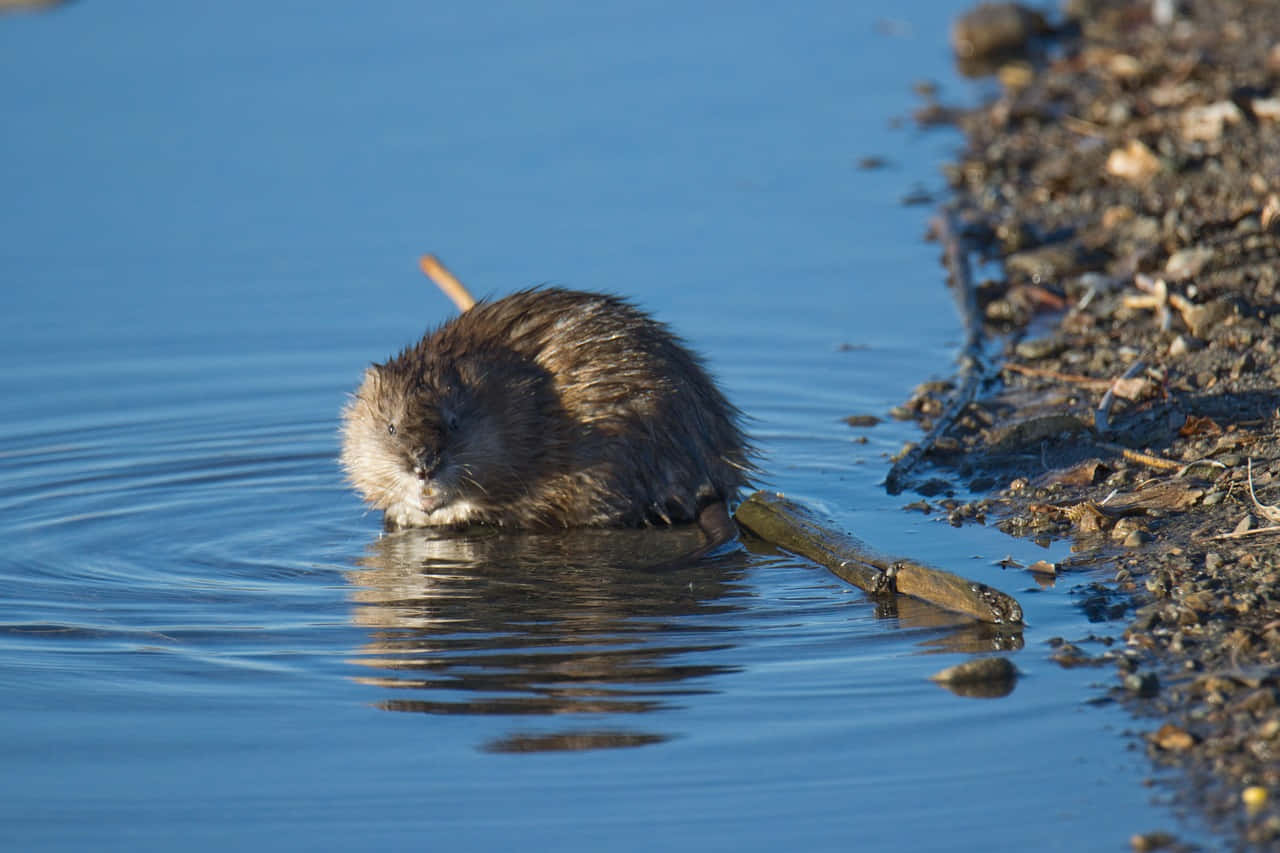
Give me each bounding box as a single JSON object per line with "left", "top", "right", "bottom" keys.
{"left": 887, "top": 0, "right": 1280, "bottom": 847}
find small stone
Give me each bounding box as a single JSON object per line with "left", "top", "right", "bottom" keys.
{"left": 1252, "top": 97, "right": 1280, "bottom": 121}
{"left": 950, "top": 3, "right": 1047, "bottom": 60}
{"left": 1263, "top": 195, "right": 1280, "bottom": 233}
{"left": 1181, "top": 100, "right": 1244, "bottom": 141}
{"left": 930, "top": 656, "right": 1019, "bottom": 685}
{"left": 997, "top": 61, "right": 1034, "bottom": 90}
{"left": 1126, "top": 671, "right": 1160, "bottom": 698}
{"left": 1180, "top": 297, "right": 1239, "bottom": 338}
{"left": 1102, "top": 205, "right": 1135, "bottom": 228}
{"left": 1244, "top": 786, "right": 1269, "bottom": 815}
{"left": 1123, "top": 529, "right": 1152, "bottom": 548}
{"left": 1111, "top": 517, "right": 1145, "bottom": 541}
{"left": 1107, "top": 140, "right": 1161, "bottom": 182}
{"left": 843, "top": 414, "right": 882, "bottom": 428}
{"left": 1014, "top": 337, "right": 1067, "bottom": 360}
{"left": 1164, "top": 246, "right": 1214, "bottom": 281}
{"left": 1006, "top": 244, "right": 1085, "bottom": 284}
{"left": 1107, "top": 52, "right": 1143, "bottom": 79}
{"left": 1151, "top": 722, "right": 1196, "bottom": 751}
{"left": 1130, "top": 831, "right": 1177, "bottom": 852}
{"left": 1167, "top": 335, "right": 1200, "bottom": 357}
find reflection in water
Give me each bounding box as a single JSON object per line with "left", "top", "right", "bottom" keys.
{"left": 890, "top": 596, "right": 1025, "bottom": 655}
{"left": 345, "top": 527, "right": 1022, "bottom": 751}
{"left": 346, "top": 525, "right": 749, "bottom": 751}
{"left": 484, "top": 730, "right": 667, "bottom": 754}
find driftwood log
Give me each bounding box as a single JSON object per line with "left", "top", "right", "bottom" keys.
{"left": 734, "top": 491, "right": 1023, "bottom": 625}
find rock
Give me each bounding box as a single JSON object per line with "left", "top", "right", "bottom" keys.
{"left": 1177, "top": 297, "right": 1239, "bottom": 338}
{"left": 1130, "top": 831, "right": 1177, "bottom": 852}
{"left": 1250, "top": 97, "right": 1280, "bottom": 121}
{"left": 951, "top": 3, "right": 1048, "bottom": 61}
{"left": 1014, "top": 337, "right": 1066, "bottom": 360}
{"left": 1151, "top": 722, "right": 1197, "bottom": 751}
{"left": 1123, "top": 528, "right": 1152, "bottom": 548}
{"left": 1244, "top": 786, "right": 1269, "bottom": 814}
{"left": 930, "top": 656, "right": 1019, "bottom": 697}
{"left": 1125, "top": 671, "right": 1161, "bottom": 698}
{"left": 1107, "top": 140, "right": 1162, "bottom": 182}
{"left": 1006, "top": 243, "right": 1087, "bottom": 284}
{"left": 1181, "top": 101, "right": 1244, "bottom": 141}
{"left": 1262, "top": 194, "right": 1280, "bottom": 233}
{"left": 1163, "top": 246, "right": 1214, "bottom": 281}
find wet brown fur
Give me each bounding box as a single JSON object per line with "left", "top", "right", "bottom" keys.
{"left": 340, "top": 288, "right": 753, "bottom": 531}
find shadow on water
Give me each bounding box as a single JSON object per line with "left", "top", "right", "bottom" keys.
{"left": 343, "top": 526, "right": 1024, "bottom": 751}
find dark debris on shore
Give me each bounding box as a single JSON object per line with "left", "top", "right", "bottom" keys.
{"left": 892, "top": 0, "right": 1280, "bottom": 847}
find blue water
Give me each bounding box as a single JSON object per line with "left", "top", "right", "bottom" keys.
{"left": 1, "top": 2, "right": 1207, "bottom": 851}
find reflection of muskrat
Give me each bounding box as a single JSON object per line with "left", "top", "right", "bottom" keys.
{"left": 340, "top": 287, "right": 753, "bottom": 541}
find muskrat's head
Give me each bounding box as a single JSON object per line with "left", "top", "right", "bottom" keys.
{"left": 339, "top": 353, "right": 555, "bottom": 530}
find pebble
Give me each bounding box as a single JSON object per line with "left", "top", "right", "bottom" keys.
{"left": 1126, "top": 672, "right": 1161, "bottom": 698}
{"left": 950, "top": 2, "right": 1047, "bottom": 60}
{"left": 930, "top": 655, "right": 1019, "bottom": 685}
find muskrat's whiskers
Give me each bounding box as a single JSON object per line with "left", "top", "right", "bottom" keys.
{"left": 459, "top": 473, "right": 490, "bottom": 497}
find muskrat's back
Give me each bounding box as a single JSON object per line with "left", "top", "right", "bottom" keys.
{"left": 340, "top": 287, "right": 752, "bottom": 531}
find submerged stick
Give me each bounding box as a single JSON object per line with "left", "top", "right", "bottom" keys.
{"left": 734, "top": 491, "right": 1023, "bottom": 625}
{"left": 419, "top": 254, "right": 477, "bottom": 312}
{"left": 884, "top": 210, "right": 988, "bottom": 493}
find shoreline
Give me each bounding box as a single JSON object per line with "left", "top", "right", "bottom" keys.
{"left": 900, "top": 0, "right": 1280, "bottom": 846}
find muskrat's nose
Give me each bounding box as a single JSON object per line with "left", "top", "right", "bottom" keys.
{"left": 415, "top": 452, "right": 442, "bottom": 480}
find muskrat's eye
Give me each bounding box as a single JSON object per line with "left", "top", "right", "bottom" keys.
{"left": 446, "top": 413, "right": 459, "bottom": 432}
{"left": 387, "top": 423, "right": 397, "bottom": 436}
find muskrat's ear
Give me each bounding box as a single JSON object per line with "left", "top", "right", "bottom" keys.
{"left": 363, "top": 364, "right": 383, "bottom": 385}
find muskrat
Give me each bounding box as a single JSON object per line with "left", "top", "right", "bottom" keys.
{"left": 340, "top": 287, "right": 753, "bottom": 541}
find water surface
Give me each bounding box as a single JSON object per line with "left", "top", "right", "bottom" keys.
{"left": 1, "top": 2, "right": 1206, "bottom": 850}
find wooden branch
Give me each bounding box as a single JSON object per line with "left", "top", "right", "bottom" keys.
{"left": 418, "top": 254, "right": 477, "bottom": 312}
{"left": 1092, "top": 441, "right": 1181, "bottom": 472}
{"left": 1001, "top": 361, "right": 1113, "bottom": 390}
{"left": 1205, "top": 525, "right": 1280, "bottom": 542}
{"left": 734, "top": 491, "right": 1023, "bottom": 625}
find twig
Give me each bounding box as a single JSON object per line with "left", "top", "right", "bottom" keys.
{"left": 734, "top": 491, "right": 1023, "bottom": 624}
{"left": 885, "top": 209, "right": 988, "bottom": 493}
{"left": 1092, "top": 441, "right": 1182, "bottom": 472}
{"left": 419, "top": 254, "right": 477, "bottom": 312}
{"left": 1247, "top": 457, "right": 1280, "bottom": 523}
{"left": 1205, "top": 525, "right": 1280, "bottom": 542}
{"left": 1001, "top": 361, "right": 1114, "bottom": 390}
{"left": 1094, "top": 359, "right": 1148, "bottom": 433}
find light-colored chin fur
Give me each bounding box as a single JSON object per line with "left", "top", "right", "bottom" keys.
{"left": 340, "top": 437, "right": 480, "bottom": 530}
{"left": 370, "top": 467, "right": 480, "bottom": 530}
{"left": 384, "top": 496, "right": 480, "bottom": 530}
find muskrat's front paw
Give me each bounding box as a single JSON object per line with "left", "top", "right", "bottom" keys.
{"left": 383, "top": 504, "right": 429, "bottom": 530}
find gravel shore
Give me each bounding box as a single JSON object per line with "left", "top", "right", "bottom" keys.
{"left": 898, "top": 1, "right": 1280, "bottom": 846}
